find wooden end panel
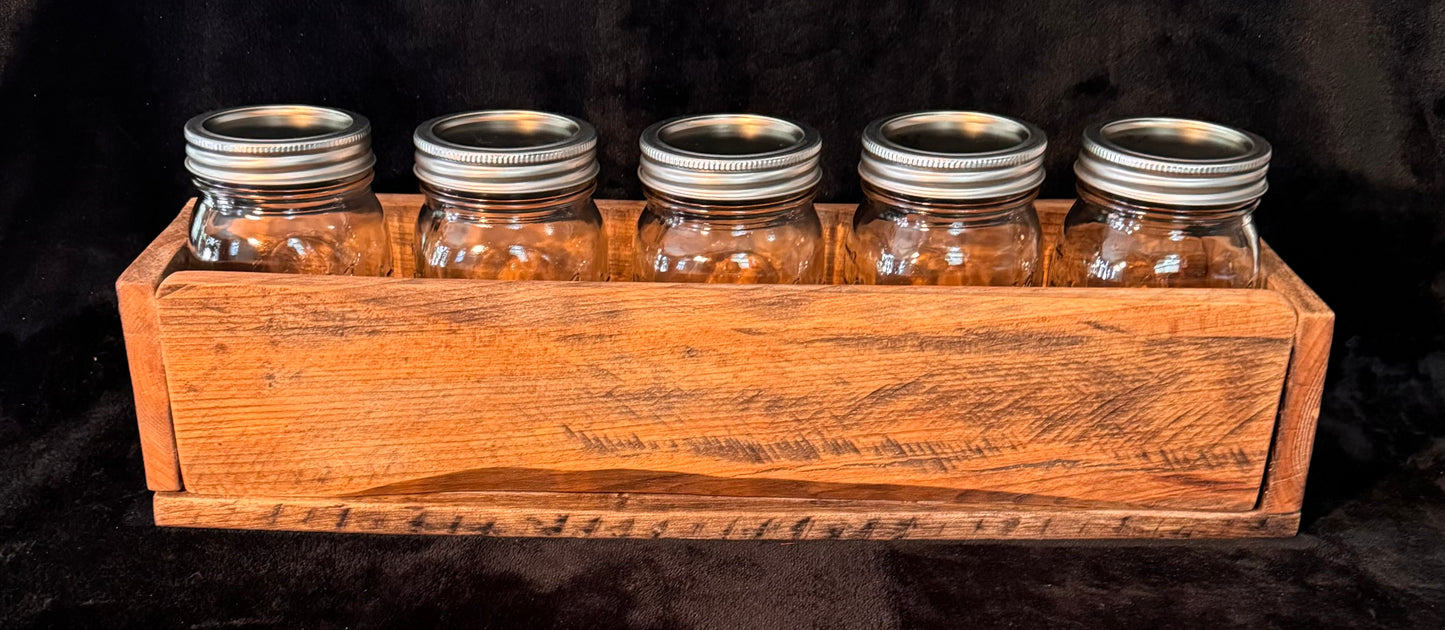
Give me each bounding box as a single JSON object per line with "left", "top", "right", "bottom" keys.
{"left": 152, "top": 492, "right": 1302, "bottom": 540}
{"left": 1258, "top": 246, "right": 1334, "bottom": 513}
{"left": 116, "top": 202, "right": 194, "bottom": 491}
{"left": 155, "top": 274, "right": 1296, "bottom": 511}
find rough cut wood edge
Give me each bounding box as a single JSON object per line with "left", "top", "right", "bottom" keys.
{"left": 116, "top": 202, "right": 194, "bottom": 491}
{"left": 152, "top": 491, "right": 1301, "bottom": 540}
{"left": 1257, "top": 246, "right": 1334, "bottom": 513}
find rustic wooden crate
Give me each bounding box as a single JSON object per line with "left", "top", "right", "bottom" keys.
{"left": 117, "top": 195, "right": 1331, "bottom": 540}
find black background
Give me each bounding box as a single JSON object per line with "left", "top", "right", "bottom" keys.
{"left": 2, "top": 1, "right": 1443, "bottom": 628}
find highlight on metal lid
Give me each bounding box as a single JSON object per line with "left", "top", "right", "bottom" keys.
{"left": 184, "top": 105, "right": 376, "bottom": 187}
{"left": 638, "top": 114, "right": 822, "bottom": 202}
{"left": 1075, "top": 117, "right": 1272, "bottom": 207}
{"left": 413, "top": 110, "right": 599, "bottom": 195}
{"left": 859, "top": 111, "right": 1048, "bottom": 200}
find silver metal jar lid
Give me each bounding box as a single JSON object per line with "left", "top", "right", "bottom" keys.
{"left": 184, "top": 105, "right": 376, "bottom": 187}
{"left": 638, "top": 114, "right": 822, "bottom": 202}
{"left": 1075, "top": 117, "right": 1271, "bottom": 207}
{"left": 859, "top": 111, "right": 1047, "bottom": 200}
{"left": 413, "top": 110, "right": 598, "bottom": 195}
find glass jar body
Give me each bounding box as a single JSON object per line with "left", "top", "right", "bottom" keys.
{"left": 846, "top": 186, "right": 1042, "bottom": 286}
{"left": 1048, "top": 185, "right": 1263, "bottom": 288}
{"left": 632, "top": 190, "right": 824, "bottom": 284}
{"left": 188, "top": 175, "right": 391, "bottom": 276}
{"left": 414, "top": 184, "right": 607, "bottom": 281}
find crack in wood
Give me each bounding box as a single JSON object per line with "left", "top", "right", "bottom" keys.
{"left": 802, "top": 330, "right": 1090, "bottom": 353}
{"left": 559, "top": 428, "right": 1019, "bottom": 470}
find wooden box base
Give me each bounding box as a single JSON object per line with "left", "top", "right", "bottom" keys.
{"left": 120, "top": 197, "right": 1332, "bottom": 540}
{"left": 153, "top": 492, "right": 1300, "bottom": 540}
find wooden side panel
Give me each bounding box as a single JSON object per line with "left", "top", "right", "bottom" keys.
{"left": 1258, "top": 246, "right": 1334, "bottom": 512}
{"left": 116, "top": 203, "right": 193, "bottom": 491}
{"left": 152, "top": 491, "right": 1301, "bottom": 540}
{"left": 156, "top": 272, "right": 1296, "bottom": 511}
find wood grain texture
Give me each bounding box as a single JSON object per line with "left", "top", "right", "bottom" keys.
{"left": 1258, "top": 246, "right": 1334, "bottom": 512}
{"left": 119, "top": 196, "right": 1326, "bottom": 538}
{"left": 815, "top": 203, "right": 853, "bottom": 285}
{"left": 598, "top": 199, "right": 643, "bottom": 281}
{"left": 1034, "top": 198, "right": 1070, "bottom": 233}
{"left": 115, "top": 202, "right": 193, "bottom": 491}
{"left": 1035, "top": 198, "right": 1069, "bottom": 283}
{"left": 380, "top": 193, "right": 422, "bottom": 279}
{"left": 152, "top": 491, "right": 1301, "bottom": 540}
{"left": 154, "top": 266, "right": 1296, "bottom": 510}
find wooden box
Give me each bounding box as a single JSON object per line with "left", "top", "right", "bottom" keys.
{"left": 117, "top": 195, "right": 1331, "bottom": 540}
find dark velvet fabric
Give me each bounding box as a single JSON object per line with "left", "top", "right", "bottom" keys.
{"left": 2, "top": 1, "right": 1443, "bottom": 628}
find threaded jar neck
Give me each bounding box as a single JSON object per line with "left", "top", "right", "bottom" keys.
{"left": 1076, "top": 182, "right": 1258, "bottom": 224}
{"left": 643, "top": 188, "right": 816, "bottom": 220}
{"left": 862, "top": 182, "right": 1036, "bottom": 219}
{"left": 419, "top": 181, "right": 596, "bottom": 222}
{"left": 193, "top": 172, "right": 375, "bottom": 212}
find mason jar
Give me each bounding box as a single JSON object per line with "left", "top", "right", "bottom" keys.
{"left": 184, "top": 105, "right": 391, "bottom": 275}
{"left": 413, "top": 110, "right": 607, "bottom": 280}
{"left": 848, "top": 111, "right": 1046, "bottom": 286}
{"left": 633, "top": 114, "right": 824, "bottom": 284}
{"left": 1048, "top": 117, "right": 1271, "bottom": 288}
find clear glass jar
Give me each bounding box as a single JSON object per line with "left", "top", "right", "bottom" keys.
{"left": 847, "top": 111, "right": 1046, "bottom": 286}
{"left": 184, "top": 105, "right": 391, "bottom": 275}
{"left": 636, "top": 190, "right": 823, "bottom": 283}
{"left": 1051, "top": 184, "right": 1262, "bottom": 287}
{"left": 849, "top": 188, "right": 1042, "bottom": 286}
{"left": 1048, "top": 117, "right": 1271, "bottom": 288}
{"left": 633, "top": 114, "right": 824, "bottom": 284}
{"left": 413, "top": 110, "right": 607, "bottom": 280}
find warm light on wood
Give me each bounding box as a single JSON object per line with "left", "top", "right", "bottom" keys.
{"left": 118, "top": 196, "right": 1333, "bottom": 539}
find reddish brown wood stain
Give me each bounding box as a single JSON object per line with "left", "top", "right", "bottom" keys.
{"left": 153, "top": 492, "right": 1302, "bottom": 540}
{"left": 118, "top": 197, "right": 1332, "bottom": 539}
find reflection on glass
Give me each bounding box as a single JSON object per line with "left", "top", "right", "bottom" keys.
{"left": 190, "top": 174, "right": 391, "bottom": 276}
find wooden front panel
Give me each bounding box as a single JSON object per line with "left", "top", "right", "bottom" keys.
{"left": 155, "top": 269, "right": 1296, "bottom": 510}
